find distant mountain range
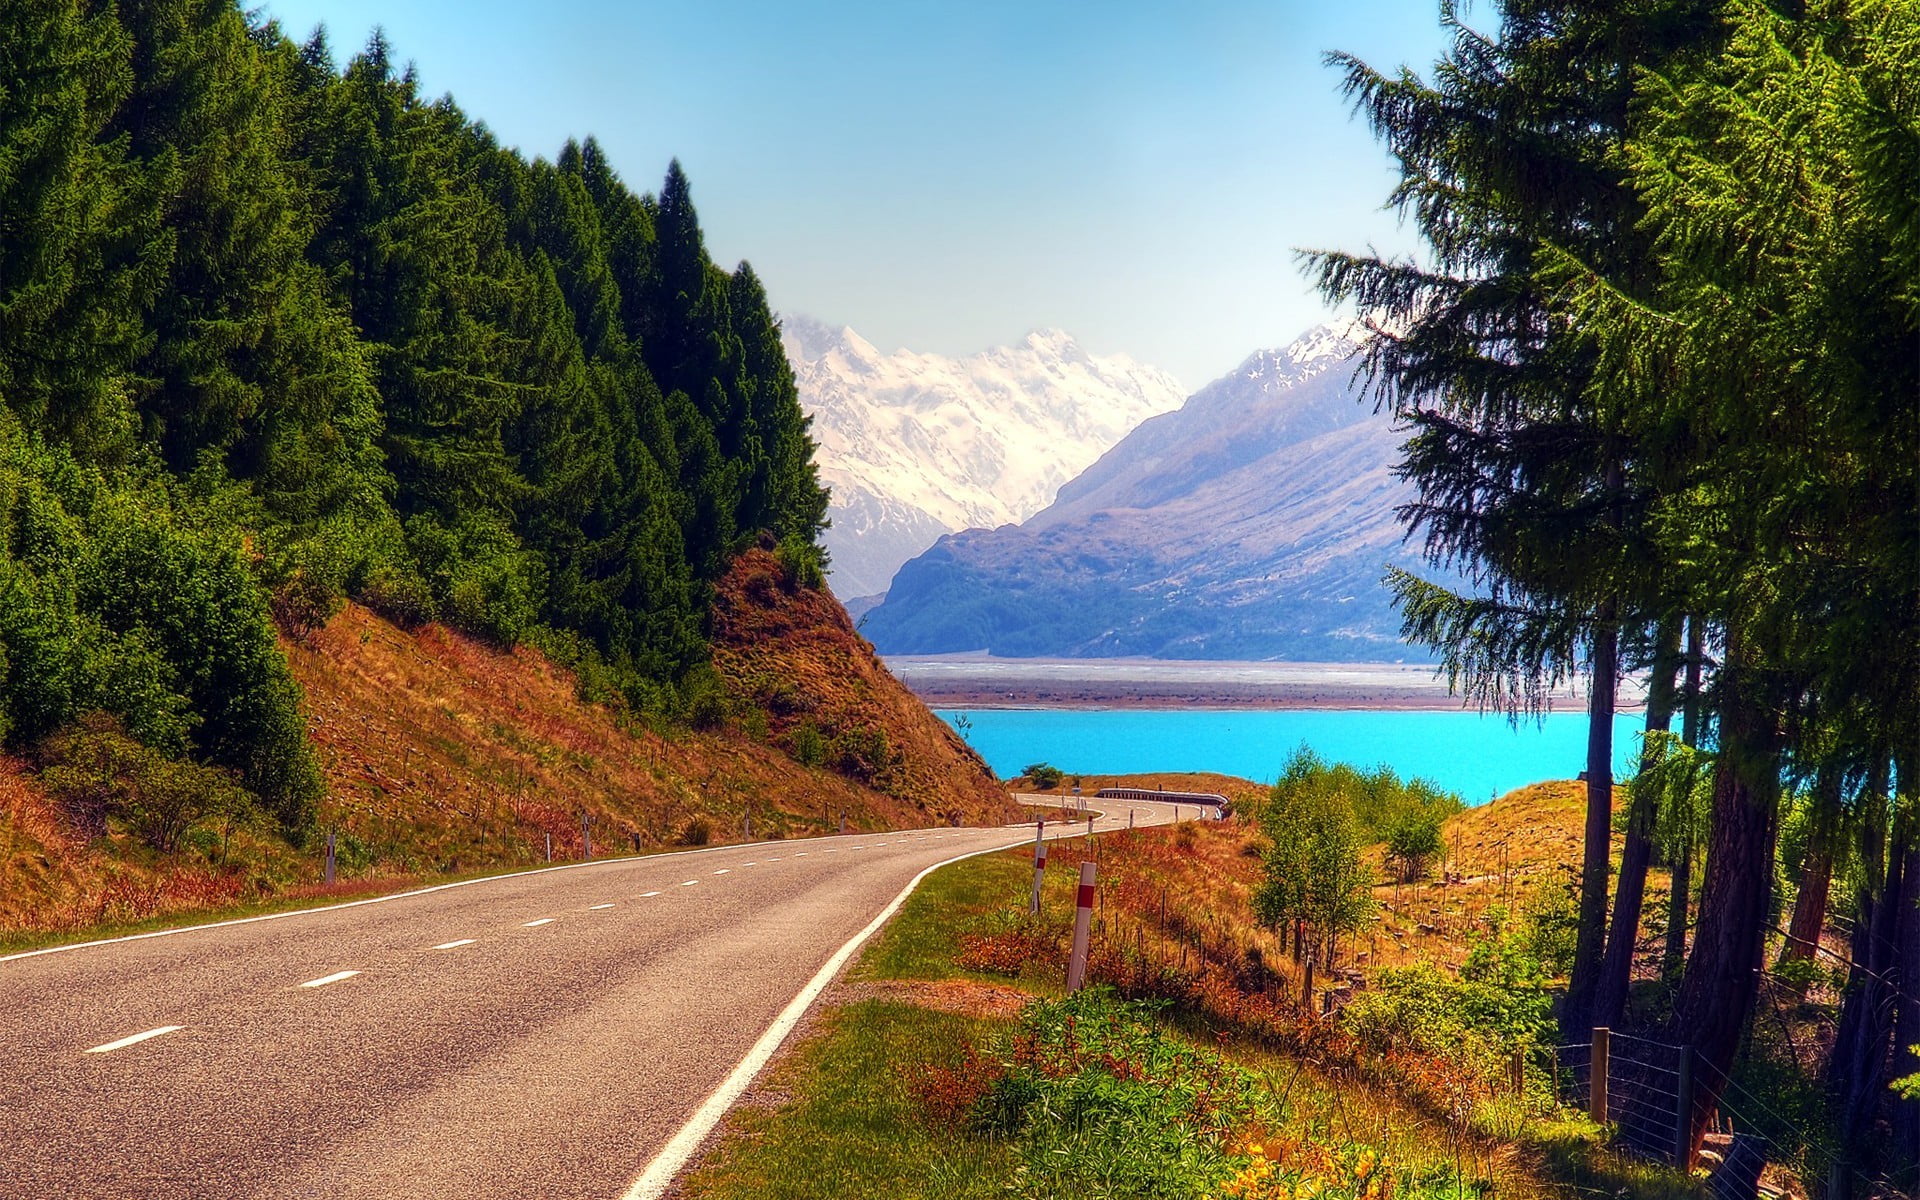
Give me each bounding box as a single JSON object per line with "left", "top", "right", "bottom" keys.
{"left": 860, "top": 322, "right": 1432, "bottom": 661}
{"left": 782, "top": 316, "right": 1187, "bottom": 599}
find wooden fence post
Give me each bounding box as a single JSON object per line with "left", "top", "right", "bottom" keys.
{"left": 1674, "top": 1045, "right": 1693, "bottom": 1167}
{"left": 1591, "top": 1027, "right": 1610, "bottom": 1125}
{"left": 1030, "top": 822, "right": 1047, "bottom": 916}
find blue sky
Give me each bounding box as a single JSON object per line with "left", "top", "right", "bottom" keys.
{"left": 258, "top": 1, "right": 1456, "bottom": 389}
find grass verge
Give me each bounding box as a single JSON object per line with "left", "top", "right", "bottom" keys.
{"left": 671, "top": 844, "right": 1594, "bottom": 1200}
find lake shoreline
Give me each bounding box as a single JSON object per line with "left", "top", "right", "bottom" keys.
{"left": 886, "top": 654, "right": 1647, "bottom": 713}
{"left": 908, "top": 687, "right": 1644, "bottom": 713}
{"left": 935, "top": 706, "right": 1653, "bottom": 800}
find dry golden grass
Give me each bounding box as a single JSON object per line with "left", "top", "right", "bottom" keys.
{"left": 0, "top": 550, "right": 1017, "bottom": 940}
{"left": 710, "top": 548, "right": 1014, "bottom": 826}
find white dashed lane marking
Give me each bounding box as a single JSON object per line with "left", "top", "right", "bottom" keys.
{"left": 713, "top": 869, "right": 729, "bottom": 875}
{"left": 85, "top": 1026, "right": 183, "bottom": 1054}
{"left": 432, "top": 939, "right": 476, "bottom": 950}
{"left": 300, "top": 970, "right": 360, "bottom": 989}
{"left": 589, "top": 903, "right": 615, "bottom": 910}
{"left": 680, "top": 880, "right": 699, "bottom": 887}
{"left": 639, "top": 891, "right": 661, "bottom": 898}
{"left": 523, "top": 919, "right": 555, "bottom": 928}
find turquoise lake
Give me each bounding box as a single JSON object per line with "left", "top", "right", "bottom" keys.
{"left": 935, "top": 708, "right": 1648, "bottom": 804}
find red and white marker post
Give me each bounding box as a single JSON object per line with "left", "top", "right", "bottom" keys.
{"left": 1029, "top": 820, "right": 1047, "bottom": 915}
{"left": 1066, "top": 861, "right": 1096, "bottom": 991}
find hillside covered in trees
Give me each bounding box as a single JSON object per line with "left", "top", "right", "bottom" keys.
{"left": 0, "top": 2, "right": 831, "bottom": 857}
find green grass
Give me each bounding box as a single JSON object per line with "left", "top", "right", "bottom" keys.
{"left": 675, "top": 1000, "right": 1013, "bottom": 1200}
{"left": 855, "top": 847, "right": 1040, "bottom": 981}
{"left": 676, "top": 849, "right": 1481, "bottom": 1200}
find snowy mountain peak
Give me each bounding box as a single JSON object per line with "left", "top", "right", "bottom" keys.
{"left": 1285, "top": 317, "right": 1370, "bottom": 366}
{"left": 781, "top": 315, "right": 1187, "bottom": 598}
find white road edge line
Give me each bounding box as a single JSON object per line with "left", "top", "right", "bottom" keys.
{"left": 432, "top": 939, "right": 476, "bottom": 950}
{"left": 617, "top": 836, "right": 1028, "bottom": 1200}
{"left": 523, "top": 918, "right": 555, "bottom": 927}
{"left": 85, "top": 1025, "right": 183, "bottom": 1054}
{"left": 299, "top": 970, "right": 359, "bottom": 989}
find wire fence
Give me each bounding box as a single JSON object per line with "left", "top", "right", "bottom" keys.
{"left": 1544, "top": 1029, "right": 1909, "bottom": 1200}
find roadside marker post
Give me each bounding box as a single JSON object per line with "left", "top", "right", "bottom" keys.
{"left": 1129, "top": 809, "right": 1134, "bottom": 830}
{"left": 545, "top": 832, "right": 552, "bottom": 863}
{"left": 1066, "top": 862, "right": 1096, "bottom": 991}
{"left": 1086, "top": 814, "right": 1094, "bottom": 844}
{"left": 582, "top": 812, "right": 593, "bottom": 860}
{"left": 1590, "top": 1027, "right": 1610, "bottom": 1125}
{"left": 1030, "top": 822, "right": 1047, "bottom": 915}
{"left": 324, "top": 830, "right": 336, "bottom": 886}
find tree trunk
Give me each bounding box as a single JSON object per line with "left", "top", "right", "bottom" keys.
{"left": 1562, "top": 609, "right": 1619, "bottom": 1041}
{"left": 1594, "top": 618, "right": 1681, "bottom": 1030}
{"left": 1775, "top": 764, "right": 1840, "bottom": 996}
{"left": 1672, "top": 638, "right": 1782, "bottom": 1161}
{"left": 1663, "top": 615, "right": 1706, "bottom": 977}
{"left": 1892, "top": 832, "right": 1920, "bottom": 1182}
{"left": 1827, "top": 759, "right": 1899, "bottom": 1158}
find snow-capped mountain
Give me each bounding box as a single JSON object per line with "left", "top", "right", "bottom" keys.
{"left": 862, "top": 321, "right": 1431, "bottom": 661}
{"left": 782, "top": 315, "right": 1187, "bottom": 599}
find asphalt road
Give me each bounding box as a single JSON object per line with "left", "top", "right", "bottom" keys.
{"left": 2, "top": 796, "right": 1193, "bottom": 1200}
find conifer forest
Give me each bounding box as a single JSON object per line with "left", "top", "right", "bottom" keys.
{"left": 1313, "top": 0, "right": 1918, "bottom": 1177}
{"left": 0, "top": 2, "right": 829, "bottom": 847}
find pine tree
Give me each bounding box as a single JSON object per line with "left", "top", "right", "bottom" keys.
{"left": 0, "top": 0, "right": 170, "bottom": 458}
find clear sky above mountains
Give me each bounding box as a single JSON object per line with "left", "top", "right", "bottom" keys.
{"left": 260, "top": 0, "right": 1453, "bottom": 388}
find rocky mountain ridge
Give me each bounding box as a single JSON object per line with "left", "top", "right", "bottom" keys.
{"left": 860, "top": 322, "right": 1431, "bottom": 661}
{"left": 783, "top": 315, "right": 1187, "bottom": 598}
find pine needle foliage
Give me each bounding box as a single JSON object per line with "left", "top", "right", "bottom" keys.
{"left": 0, "top": 3, "right": 830, "bottom": 850}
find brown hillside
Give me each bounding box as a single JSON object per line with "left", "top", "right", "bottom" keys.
{"left": 710, "top": 548, "right": 1013, "bottom": 827}
{"left": 0, "top": 550, "right": 1014, "bottom": 942}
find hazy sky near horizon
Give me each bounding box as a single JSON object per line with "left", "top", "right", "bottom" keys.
{"left": 259, "top": 1, "right": 1456, "bottom": 389}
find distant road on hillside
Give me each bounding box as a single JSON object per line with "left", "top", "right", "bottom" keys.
{"left": 1, "top": 804, "right": 1185, "bottom": 1200}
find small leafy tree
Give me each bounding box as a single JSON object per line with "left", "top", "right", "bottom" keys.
{"left": 1254, "top": 765, "right": 1378, "bottom": 969}
{"left": 1021, "top": 762, "right": 1064, "bottom": 790}
{"left": 1385, "top": 812, "right": 1445, "bottom": 882}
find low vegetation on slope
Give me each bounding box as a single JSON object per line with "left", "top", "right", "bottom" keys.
{"left": 677, "top": 849, "right": 1506, "bottom": 1200}
{"left": 711, "top": 546, "right": 1007, "bottom": 825}
{"left": 0, "top": 550, "right": 1015, "bottom": 944}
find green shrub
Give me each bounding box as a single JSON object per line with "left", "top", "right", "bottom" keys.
{"left": 831, "top": 726, "right": 892, "bottom": 781}
{"left": 773, "top": 533, "right": 826, "bottom": 591}
{"left": 406, "top": 512, "right": 545, "bottom": 646}
{"left": 1385, "top": 811, "right": 1445, "bottom": 882}
{"left": 39, "top": 715, "right": 258, "bottom": 854}
{"left": 1519, "top": 873, "right": 1579, "bottom": 977}
{"left": 789, "top": 720, "right": 825, "bottom": 767}
{"left": 1021, "top": 762, "right": 1065, "bottom": 789}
